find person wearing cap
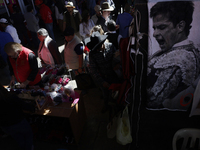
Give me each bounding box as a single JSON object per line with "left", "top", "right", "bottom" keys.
{"left": 96, "top": 2, "right": 114, "bottom": 32}
{"left": 79, "top": 10, "right": 95, "bottom": 40}
{"left": 85, "top": 31, "right": 120, "bottom": 112}
{"left": 35, "top": 0, "right": 55, "bottom": 41}
{"left": 63, "top": 26, "right": 85, "bottom": 75}
{"left": 37, "top": 28, "right": 62, "bottom": 67}
{"left": 63, "top": 1, "right": 82, "bottom": 39}
{"left": 116, "top": 3, "right": 133, "bottom": 38}
{"left": 0, "top": 18, "right": 21, "bottom": 44}
{"left": 4, "top": 42, "right": 42, "bottom": 88}
{"left": 91, "top": 5, "right": 102, "bottom": 25}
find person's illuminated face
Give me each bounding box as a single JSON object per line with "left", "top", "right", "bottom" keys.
{"left": 37, "top": 33, "right": 46, "bottom": 42}
{"left": 152, "top": 14, "right": 179, "bottom": 51}
{"left": 65, "top": 35, "right": 74, "bottom": 42}
{"left": 67, "top": 7, "right": 73, "bottom": 13}
{"left": 7, "top": 50, "right": 20, "bottom": 59}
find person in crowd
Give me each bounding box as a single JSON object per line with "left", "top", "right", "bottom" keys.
{"left": 63, "top": 1, "right": 82, "bottom": 39}
{"left": 79, "top": 10, "right": 95, "bottom": 40}
{"left": 5, "top": 42, "right": 42, "bottom": 88}
{"left": 96, "top": 2, "right": 114, "bottom": 32}
{"left": 0, "top": 18, "right": 21, "bottom": 44}
{"left": 24, "top": 5, "right": 40, "bottom": 51}
{"left": 37, "top": 28, "right": 62, "bottom": 67}
{"left": 91, "top": 5, "right": 102, "bottom": 25}
{"left": 10, "top": 5, "right": 30, "bottom": 46}
{"left": 54, "top": 0, "right": 65, "bottom": 31}
{"left": 85, "top": 31, "right": 120, "bottom": 112}
{"left": 105, "top": 19, "right": 121, "bottom": 50}
{"left": 0, "top": 83, "right": 34, "bottom": 150}
{"left": 0, "top": 31, "right": 14, "bottom": 85}
{"left": 64, "top": 26, "right": 84, "bottom": 76}
{"left": 147, "top": 1, "right": 200, "bottom": 109}
{"left": 116, "top": 3, "right": 133, "bottom": 38}
{"left": 90, "top": 25, "right": 105, "bottom": 35}
{"left": 35, "top": 0, "right": 55, "bottom": 41}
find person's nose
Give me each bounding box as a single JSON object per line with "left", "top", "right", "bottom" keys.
{"left": 153, "top": 28, "right": 159, "bottom": 38}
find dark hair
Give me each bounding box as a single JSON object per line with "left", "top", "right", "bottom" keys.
{"left": 27, "top": 5, "right": 33, "bottom": 12}
{"left": 150, "top": 1, "right": 194, "bottom": 36}
{"left": 81, "top": 10, "right": 90, "bottom": 23}
{"left": 107, "top": 19, "right": 116, "bottom": 31}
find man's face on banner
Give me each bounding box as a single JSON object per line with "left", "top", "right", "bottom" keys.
{"left": 152, "top": 14, "right": 179, "bottom": 51}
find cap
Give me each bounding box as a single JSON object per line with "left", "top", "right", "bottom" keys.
{"left": 0, "top": 18, "right": 8, "bottom": 24}
{"left": 35, "top": 0, "right": 43, "bottom": 6}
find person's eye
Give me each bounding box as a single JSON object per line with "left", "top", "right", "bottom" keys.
{"left": 158, "top": 25, "right": 167, "bottom": 30}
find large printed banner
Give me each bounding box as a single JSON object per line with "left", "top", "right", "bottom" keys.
{"left": 147, "top": 0, "right": 200, "bottom": 111}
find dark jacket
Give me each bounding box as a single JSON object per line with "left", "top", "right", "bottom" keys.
{"left": 64, "top": 10, "right": 81, "bottom": 32}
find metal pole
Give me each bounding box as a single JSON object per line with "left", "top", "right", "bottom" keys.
{"left": 3, "top": 0, "right": 10, "bottom": 17}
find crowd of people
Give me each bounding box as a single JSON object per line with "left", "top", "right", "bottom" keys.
{"left": 0, "top": 1, "right": 135, "bottom": 149}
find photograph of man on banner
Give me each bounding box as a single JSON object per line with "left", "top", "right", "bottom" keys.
{"left": 147, "top": 1, "right": 200, "bottom": 110}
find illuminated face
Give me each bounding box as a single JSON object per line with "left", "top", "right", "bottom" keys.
{"left": 7, "top": 50, "right": 20, "bottom": 59}
{"left": 152, "top": 14, "right": 179, "bottom": 51}
{"left": 37, "top": 33, "right": 46, "bottom": 42}
{"left": 67, "top": 7, "right": 73, "bottom": 13}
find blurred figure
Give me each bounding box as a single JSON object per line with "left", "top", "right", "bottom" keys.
{"left": 37, "top": 28, "right": 62, "bottom": 67}
{"left": 0, "top": 18, "right": 21, "bottom": 44}
{"left": 116, "top": 3, "right": 133, "bottom": 38}
{"left": 54, "top": 0, "right": 65, "bottom": 31}
{"left": 79, "top": 10, "right": 95, "bottom": 40}
{"left": 35, "top": 0, "right": 55, "bottom": 41}
{"left": 0, "top": 31, "right": 13, "bottom": 85}
{"left": 96, "top": 2, "right": 114, "bottom": 32}
{"left": 63, "top": 1, "right": 82, "bottom": 39}
{"left": 91, "top": 5, "right": 102, "bottom": 25}
{"left": 24, "top": 5, "right": 40, "bottom": 50}
{"left": 105, "top": 19, "right": 122, "bottom": 50}
{"left": 10, "top": 5, "right": 30, "bottom": 46}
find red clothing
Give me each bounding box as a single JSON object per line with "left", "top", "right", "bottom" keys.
{"left": 9, "top": 47, "right": 41, "bottom": 86}
{"left": 39, "top": 4, "right": 53, "bottom": 23}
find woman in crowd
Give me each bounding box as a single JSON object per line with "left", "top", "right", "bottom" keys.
{"left": 37, "top": 28, "right": 62, "bottom": 67}
{"left": 79, "top": 10, "right": 95, "bottom": 40}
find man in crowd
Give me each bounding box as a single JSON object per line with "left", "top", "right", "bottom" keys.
{"left": 147, "top": 1, "right": 200, "bottom": 110}
{"left": 85, "top": 31, "right": 120, "bottom": 112}
{"left": 63, "top": 1, "right": 82, "bottom": 39}
{"left": 64, "top": 26, "right": 84, "bottom": 76}
{"left": 5, "top": 42, "right": 42, "bottom": 88}
{"left": 116, "top": 3, "right": 133, "bottom": 38}
{"left": 96, "top": 2, "right": 114, "bottom": 32}
{"left": 24, "top": 5, "right": 40, "bottom": 50}
{"left": 91, "top": 5, "right": 102, "bottom": 25}
{"left": 35, "top": 0, "right": 55, "bottom": 41}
